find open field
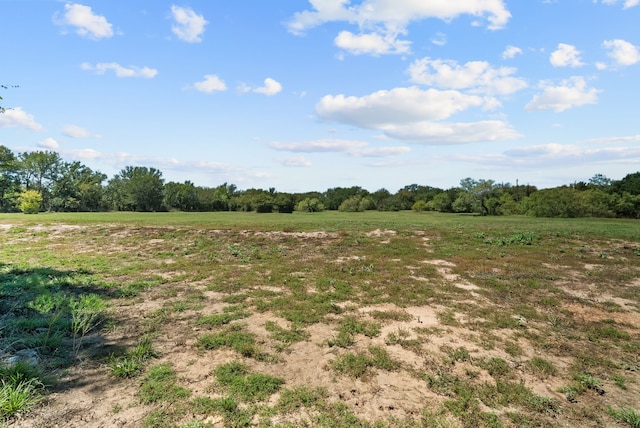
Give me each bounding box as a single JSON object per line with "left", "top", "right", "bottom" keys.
{"left": 1, "top": 211, "right": 639, "bottom": 427}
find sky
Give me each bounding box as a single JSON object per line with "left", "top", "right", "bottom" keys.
{"left": 1, "top": 0, "right": 639, "bottom": 193}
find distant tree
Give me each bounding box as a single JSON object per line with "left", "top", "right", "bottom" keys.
{"left": 411, "top": 200, "right": 428, "bottom": 211}
{"left": 18, "top": 151, "right": 64, "bottom": 211}
{"left": 323, "top": 186, "right": 367, "bottom": 210}
{"left": 18, "top": 189, "right": 42, "bottom": 214}
{"left": 338, "top": 195, "right": 373, "bottom": 212}
{"left": 613, "top": 172, "right": 640, "bottom": 195}
{"left": 0, "top": 145, "right": 20, "bottom": 211}
{"left": 458, "top": 178, "right": 498, "bottom": 215}
{"left": 274, "top": 193, "right": 295, "bottom": 213}
{"left": 164, "top": 181, "right": 198, "bottom": 211}
{"left": 50, "top": 161, "right": 106, "bottom": 211}
{"left": 106, "top": 166, "right": 164, "bottom": 211}
{"left": 295, "top": 197, "right": 325, "bottom": 212}
{"left": 588, "top": 173, "right": 613, "bottom": 189}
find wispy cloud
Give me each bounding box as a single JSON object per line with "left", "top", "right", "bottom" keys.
{"left": 62, "top": 124, "right": 102, "bottom": 138}
{"left": 81, "top": 62, "right": 158, "bottom": 78}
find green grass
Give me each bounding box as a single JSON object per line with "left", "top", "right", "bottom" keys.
{"left": 212, "top": 362, "right": 284, "bottom": 402}
{"left": 607, "top": 407, "right": 640, "bottom": 427}
{"left": 138, "top": 363, "right": 191, "bottom": 405}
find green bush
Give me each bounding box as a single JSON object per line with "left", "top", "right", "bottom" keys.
{"left": 17, "top": 190, "right": 42, "bottom": 214}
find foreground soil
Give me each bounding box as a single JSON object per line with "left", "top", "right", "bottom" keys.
{"left": 2, "top": 221, "right": 639, "bottom": 427}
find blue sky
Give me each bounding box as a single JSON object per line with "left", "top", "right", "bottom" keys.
{"left": 1, "top": 1, "right": 639, "bottom": 193}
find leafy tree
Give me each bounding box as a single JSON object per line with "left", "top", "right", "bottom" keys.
{"left": 105, "top": 166, "right": 165, "bottom": 211}
{"left": 164, "top": 181, "right": 198, "bottom": 211}
{"left": 338, "top": 195, "right": 374, "bottom": 212}
{"left": 295, "top": 197, "right": 325, "bottom": 212}
{"left": 50, "top": 161, "right": 106, "bottom": 211}
{"left": 323, "top": 186, "right": 368, "bottom": 210}
{"left": 613, "top": 172, "right": 640, "bottom": 195}
{"left": 18, "top": 189, "right": 42, "bottom": 214}
{"left": 0, "top": 145, "right": 20, "bottom": 211}
{"left": 274, "top": 193, "right": 295, "bottom": 213}
{"left": 458, "top": 178, "right": 497, "bottom": 215}
{"left": 18, "top": 151, "right": 63, "bottom": 210}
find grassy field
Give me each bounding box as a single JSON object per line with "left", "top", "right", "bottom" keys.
{"left": 1, "top": 211, "right": 639, "bottom": 427}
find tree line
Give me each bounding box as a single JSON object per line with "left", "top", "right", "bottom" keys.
{"left": 1, "top": 146, "right": 639, "bottom": 218}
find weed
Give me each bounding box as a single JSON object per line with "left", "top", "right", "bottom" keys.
{"left": 526, "top": 357, "right": 557, "bottom": 378}
{"left": 138, "top": 363, "right": 191, "bottom": 405}
{"left": 264, "top": 321, "right": 309, "bottom": 344}
{"left": 327, "top": 316, "right": 380, "bottom": 348}
{"left": 69, "top": 294, "right": 106, "bottom": 356}
{"left": 369, "top": 309, "right": 413, "bottom": 322}
{"left": 0, "top": 376, "right": 44, "bottom": 418}
{"left": 109, "top": 338, "right": 157, "bottom": 378}
{"left": 196, "top": 324, "right": 264, "bottom": 359}
{"left": 213, "top": 362, "right": 284, "bottom": 402}
{"left": 195, "top": 311, "right": 248, "bottom": 327}
{"left": 331, "top": 345, "right": 398, "bottom": 379}
{"left": 607, "top": 407, "right": 640, "bottom": 427}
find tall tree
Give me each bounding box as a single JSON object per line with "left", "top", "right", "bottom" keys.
{"left": 18, "top": 151, "right": 63, "bottom": 211}
{"left": 0, "top": 145, "right": 20, "bottom": 211}
{"left": 106, "top": 166, "right": 165, "bottom": 211}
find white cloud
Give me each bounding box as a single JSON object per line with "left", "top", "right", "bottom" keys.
{"left": 269, "top": 139, "right": 368, "bottom": 153}
{"left": 550, "top": 43, "right": 584, "bottom": 67}
{"left": 380, "top": 120, "right": 522, "bottom": 144}
{"left": 0, "top": 107, "right": 44, "bottom": 131}
{"left": 269, "top": 139, "right": 410, "bottom": 157}
{"left": 287, "top": 0, "right": 510, "bottom": 56}
{"left": 525, "top": 77, "right": 600, "bottom": 112}
{"left": 316, "top": 87, "right": 486, "bottom": 128}
{"left": 193, "top": 75, "right": 227, "bottom": 93}
{"left": 599, "top": 0, "right": 639, "bottom": 9}
{"left": 334, "top": 30, "right": 411, "bottom": 55}
{"left": 587, "top": 134, "right": 640, "bottom": 144}
{"left": 276, "top": 156, "right": 313, "bottom": 167}
{"left": 37, "top": 138, "right": 59, "bottom": 149}
{"left": 81, "top": 62, "right": 158, "bottom": 78}
{"left": 408, "top": 57, "right": 527, "bottom": 95}
{"left": 502, "top": 45, "right": 522, "bottom": 59}
{"left": 431, "top": 32, "right": 447, "bottom": 47}
{"left": 502, "top": 143, "right": 640, "bottom": 166}
{"left": 171, "top": 5, "right": 208, "bottom": 43}
{"left": 603, "top": 39, "right": 640, "bottom": 66}
{"left": 54, "top": 3, "right": 113, "bottom": 40}
{"left": 253, "top": 78, "right": 283, "bottom": 96}
{"left": 62, "top": 124, "right": 101, "bottom": 138}
{"left": 288, "top": 0, "right": 511, "bottom": 34}
{"left": 314, "top": 87, "right": 520, "bottom": 144}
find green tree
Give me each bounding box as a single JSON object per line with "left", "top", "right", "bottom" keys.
{"left": 0, "top": 145, "right": 20, "bottom": 211}
{"left": 164, "top": 181, "right": 198, "bottom": 211}
{"left": 50, "top": 161, "right": 106, "bottom": 211}
{"left": 105, "top": 166, "right": 165, "bottom": 211}
{"left": 295, "top": 197, "right": 325, "bottom": 212}
{"left": 18, "top": 189, "right": 42, "bottom": 214}
{"left": 18, "top": 151, "right": 63, "bottom": 211}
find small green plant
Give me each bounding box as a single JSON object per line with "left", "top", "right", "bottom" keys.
{"left": 213, "top": 362, "right": 284, "bottom": 402}
{"left": 196, "top": 324, "right": 264, "bottom": 360}
{"left": 607, "top": 407, "right": 640, "bottom": 427}
{"left": 0, "top": 377, "right": 44, "bottom": 418}
{"left": 526, "top": 357, "right": 557, "bottom": 378}
{"left": 109, "top": 339, "right": 157, "bottom": 378}
{"left": 138, "top": 363, "right": 191, "bottom": 405}
{"left": 264, "top": 321, "right": 309, "bottom": 344}
{"left": 331, "top": 345, "right": 398, "bottom": 379}
{"left": 69, "top": 294, "right": 106, "bottom": 356}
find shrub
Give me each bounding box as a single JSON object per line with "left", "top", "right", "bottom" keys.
{"left": 18, "top": 190, "right": 42, "bottom": 214}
